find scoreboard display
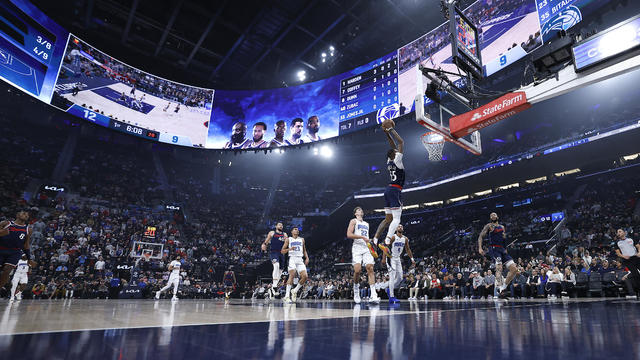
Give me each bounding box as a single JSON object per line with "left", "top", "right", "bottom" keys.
{"left": 0, "top": 0, "right": 67, "bottom": 102}
{"left": 339, "top": 52, "right": 399, "bottom": 135}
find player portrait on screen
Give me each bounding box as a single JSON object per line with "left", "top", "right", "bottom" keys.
{"left": 224, "top": 122, "right": 250, "bottom": 149}
{"left": 305, "top": 115, "right": 321, "bottom": 142}
{"left": 242, "top": 122, "right": 268, "bottom": 149}
{"left": 286, "top": 118, "right": 305, "bottom": 146}
{"left": 270, "top": 120, "right": 287, "bottom": 147}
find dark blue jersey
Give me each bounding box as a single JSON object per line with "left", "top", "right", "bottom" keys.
{"left": 387, "top": 153, "right": 405, "bottom": 188}
{"left": 488, "top": 224, "right": 506, "bottom": 247}
{"left": 1, "top": 222, "right": 27, "bottom": 250}
{"left": 271, "top": 231, "right": 286, "bottom": 252}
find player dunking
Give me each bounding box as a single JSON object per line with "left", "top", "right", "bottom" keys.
{"left": 347, "top": 207, "right": 380, "bottom": 304}
{"left": 382, "top": 224, "right": 415, "bottom": 304}
{"left": 282, "top": 227, "right": 309, "bottom": 303}
{"left": 373, "top": 124, "right": 405, "bottom": 254}
{"left": 262, "top": 223, "right": 288, "bottom": 299}
{"left": 478, "top": 212, "right": 517, "bottom": 299}
{"left": 0, "top": 210, "right": 32, "bottom": 291}
{"left": 155, "top": 256, "right": 182, "bottom": 301}
{"left": 9, "top": 254, "right": 31, "bottom": 301}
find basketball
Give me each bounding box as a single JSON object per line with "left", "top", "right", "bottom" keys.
{"left": 382, "top": 119, "right": 395, "bottom": 130}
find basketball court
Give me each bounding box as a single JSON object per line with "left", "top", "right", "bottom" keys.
{"left": 0, "top": 298, "right": 637, "bottom": 359}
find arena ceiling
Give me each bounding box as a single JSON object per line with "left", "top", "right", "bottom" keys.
{"left": 31, "top": 0, "right": 474, "bottom": 89}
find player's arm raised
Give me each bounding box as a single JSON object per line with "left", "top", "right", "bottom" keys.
{"left": 405, "top": 237, "right": 416, "bottom": 267}
{"left": 281, "top": 238, "right": 290, "bottom": 254}
{"left": 347, "top": 219, "right": 368, "bottom": 242}
{"left": 478, "top": 224, "right": 490, "bottom": 256}
{"left": 262, "top": 231, "right": 274, "bottom": 252}
{"left": 389, "top": 129, "right": 404, "bottom": 154}
{"left": 0, "top": 220, "right": 9, "bottom": 237}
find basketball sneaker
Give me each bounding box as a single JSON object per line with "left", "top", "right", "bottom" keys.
{"left": 291, "top": 289, "right": 298, "bottom": 303}
{"left": 171, "top": 296, "right": 178, "bottom": 301}
{"left": 388, "top": 296, "right": 400, "bottom": 304}
{"left": 283, "top": 295, "right": 292, "bottom": 304}
{"left": 369, "top": 294, "right": 380, "bottom": 304}
{"left": 155, "top": 291, "right": 160, "bottom": 300}
{"left": 354, "top": 293, "right": 361, "bottom": 304}
{"left": 378, "top": 243, "right": 391, "bottom": 257}
{"left": 367, "top": 242, "right": 379, "bottom": 259}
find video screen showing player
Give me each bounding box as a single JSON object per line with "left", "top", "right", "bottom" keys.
{"left": 286, "top": 118, "right": 305, "bottom": 146}
{"left": 242, "top": 122, "right": 268, "bottom": 149}
{"left": 305, "top": 115, "right": 321, "bottom": 142}
{"left": 52, "top": 35, "right": 214, "bottom": 147}
{"left": 224, "top": 122, "right": 249, "bottom": 149}
{"left": 270, "top": 120, "right": 287, "bottom": 147}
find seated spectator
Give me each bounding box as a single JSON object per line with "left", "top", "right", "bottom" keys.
{"left": 562, "top": 267, "right": 576, "bottom": 298}
{"left": 547, "top": 267, "right": 564, "bottom": 298}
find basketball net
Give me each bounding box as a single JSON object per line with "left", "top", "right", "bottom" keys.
{"left": 421, "top": 132, "right": 446, "bottom": 161}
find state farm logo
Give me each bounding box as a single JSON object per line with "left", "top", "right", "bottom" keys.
{"left": 449, "top": 92, "right": 531, "bottom": 138}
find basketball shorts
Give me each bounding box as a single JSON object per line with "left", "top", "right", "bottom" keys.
{"left": 384, "top": 186, "right": 402, "bottom": 210}
{"left": 0, "top": 250, "right": 21, "bottom": 266}
{"left": 288, "top": 257, "right": 307, "bottom": 273}
{"left": 12, "top": 273, "right": 27, "bottom": 285}
{"left": 224, "top": 281, "right": 234, "bottom": 287}
{"left": 167, "top": 274, "right": 180, "bottom": 286}
{"left": 387, "top": 258, "right": 403, "bottom": 287}
{"left": 270, "top": 252, "right": 285, "bottom": 268}
{"left": 488, "top": 246, "right": 514, "bottom": 266}
{"left": 352, "top": 245, "right": 374, "bottom": 266}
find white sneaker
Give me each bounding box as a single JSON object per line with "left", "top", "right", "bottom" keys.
{"left": 354, "top": 294, "right": 361, "bottom": 304}
{"left": 283, "top": 295, "right": 292, "bottom": 303}
{"left": 155, "top": 291, "right": 160, "bottom": 300}
{"left": 9, "top": 297, "right": 14, "bottom": 302}
{"left": 171, "top": 296, "right": 178, "bottom": 301}
{"left": 291, "top": 290, "right": 298, "bottom": 303}
{"left": 16, "top": 293, "right": 22, "bottom": 300}
{"left": 369, "top": 296, "right": 380, "bottom": 304}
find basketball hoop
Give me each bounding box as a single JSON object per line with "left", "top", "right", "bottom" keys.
{"left": 143, "top": 252, "right": 152, "bottom": 262}
{"left": 421, "top": 132, "right": 446, "bottom": 161}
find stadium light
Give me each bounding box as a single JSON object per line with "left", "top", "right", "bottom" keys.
{"left": 320, "top": 145, "right": 333, "bottom": 158}
{"left": 297, "top": 70, "right": 306, "bottom": 81}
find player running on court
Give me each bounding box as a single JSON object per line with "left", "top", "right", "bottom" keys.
{"left": 155, "top": 256, "right": 182, "bottom": 301}
{"left": 281, "top": 227, "right": 309, "bottom": 303}
{"left": 347, "top": 207, "right": 380, "bottom": 304}
{"left": 373, "top": 123, "right": 405, "bottom": 257}
{"left": 262, "top": 223, "right": 288, "bottom": 299}
{"left": 478, "top": 212, "right": 517, "bottom": 299}
{"left": 382, "top": 224, "right": 415, "bottom": 304}
{"left": 9, "top": 254, "right": 31, "bottom": 301}
{"left": 0, "top": 209, "right": 32, "bottom": 290}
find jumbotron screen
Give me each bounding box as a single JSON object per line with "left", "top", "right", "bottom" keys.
{"left": 0, "top": 0, "right": 613, "bottom": 149}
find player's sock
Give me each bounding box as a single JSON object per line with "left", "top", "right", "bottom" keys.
{"left": 354, "top": 284, "right": 360, "bottom": 293}
{"left": 370, "top": 284, "right": 377, "bottom": 298}
{"left": 373, "top": 237, "right": 378, "bottom": 245}
{"left": 10, "top": 282, "right": 18, "bottom": 299}
{"left": 286, "top": 284, "right": 291, "bottom": 298}
{"left": 293, "top": 284, "right": 302, "bottom": 293}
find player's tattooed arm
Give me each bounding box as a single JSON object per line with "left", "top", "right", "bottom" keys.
{"left": 281, "top": 238, "right": 290, "bottom": 254}
{"left": 478, "top": 224, "right": 490, "bottom": 255}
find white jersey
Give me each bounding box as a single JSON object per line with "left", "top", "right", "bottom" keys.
{"left": 15, "top": 259, "right": 29, "bottom": 275}
{"left": 288, "top": 237, "right": 305, "bottom": 258}
{"left": 169, "top": 260, "right": 181, "bottom": 276}
{"left": 618, "top": 238, "right": 637, "bottom": 257}
{"left": 391, "top": 235, "right": 406, "bottom": 259}
{"left": 352, "top": 219, "right": 370, "bottom": 248}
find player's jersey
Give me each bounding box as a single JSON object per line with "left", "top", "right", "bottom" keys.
{"left": 15, "top": 259, "right": 29, "bottom": 275}
{"left": 305, "top": 134, "right": 321, "bottom": 142}
{"left": 288, "top": 237, "right": 304, "bottom": 258}
{"left": 391, "top": 235, "right": 406, "bottom": 259}
{"left": 242, "top": 139, "right": 267, "bottom": 149}
{"left": 270, "top": 139, "right": 286, "bottom": 147}
{"left": 271, "top": 231, "right": 286, "bottom": 252}
{"left": 1, "top": 222, "right": 28, "bottom": 249}
{"left": 169, "top": 260, "right": 181, "bottom": 275}
{"left": 352, "top": 219, "right": 369, "bottom": 248}
{"left": 285, "top": 138, "right": 304, "bottom": 146}
{"left": 224, "top": 271, "right": 234, "bottom": 283}
{"left": 488, "top": 224, "right": 506, "bottom": 247}
{"left": 225, "top": 139, "right": 250, "bottom": 149}
{"left": 387, "top": 153, "right": 405, "bottom": 188}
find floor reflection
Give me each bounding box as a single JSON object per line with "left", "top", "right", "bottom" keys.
{"left": 0, "top": 300, "right": 639, "bottom": 359}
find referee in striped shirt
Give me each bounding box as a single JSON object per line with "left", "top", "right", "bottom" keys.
{"left": 615, "top": 229, "right": 640, "bottom": 296}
